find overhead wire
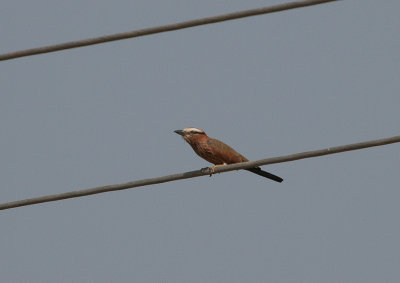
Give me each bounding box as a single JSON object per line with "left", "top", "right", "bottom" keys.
{"left": 0, "top": 0, "right": 340, "bottom": 61}
{"left": 1, "top": 135, "right": 399, "bottom": 210}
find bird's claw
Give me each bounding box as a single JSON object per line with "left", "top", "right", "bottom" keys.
{"left": 209, "top": 166, "right": 216, "bottom": 177}
{"left": 201, "top": 166, "right": 215, "bottom": 177}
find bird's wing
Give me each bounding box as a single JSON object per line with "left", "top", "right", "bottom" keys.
{"left": 207, "top": 138, "right": 248, "bottom": 164}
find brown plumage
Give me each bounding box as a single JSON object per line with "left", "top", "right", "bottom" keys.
{"left": 174, "top": 127, "right": 283, "bottom": 183}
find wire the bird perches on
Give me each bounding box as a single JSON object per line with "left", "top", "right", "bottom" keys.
{"left": 1, "top": 135, "right": 399, "bottom": 211}
{"left": 0, "top": 0, "right": 340, "bottom": 61}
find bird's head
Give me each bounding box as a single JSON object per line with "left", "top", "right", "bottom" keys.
{"left": 174, "top": 127, "right": 206, "bottom": 143}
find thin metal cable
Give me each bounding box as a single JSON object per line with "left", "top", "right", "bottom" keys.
{"left": 0, "top": 0, "right": 340, "bottom": 61}
{"left": 1, "top": 134, "right": 398, "bottom": 211}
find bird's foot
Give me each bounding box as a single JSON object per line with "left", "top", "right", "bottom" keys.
{"left": 201, "top": 166, "right": 217, "bottom": 177}
{"left": 201, "top": 166, "right": 217, "bottom": 176}
{"left": 209, "top": 165, "right": 216, "bottom": 177}
{"left": 208, "top": 164, "right": 227, "bottom": 177}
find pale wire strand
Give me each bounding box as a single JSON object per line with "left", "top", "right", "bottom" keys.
{"left": 0, "top": 0, "right": 340, "bottom": 61}
{"left": 1, "top": 135, "right": 399, "bottom": 211}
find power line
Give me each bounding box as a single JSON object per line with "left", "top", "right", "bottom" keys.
{"left": 1, "top": 134, "right": 398, "bottom": 211}
{"left": 0, "top": 0, "right": 339, "bottom": 61}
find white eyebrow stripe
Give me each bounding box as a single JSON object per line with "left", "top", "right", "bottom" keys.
{"left": 184, "top": 127, "right": 204, "bottom": 133}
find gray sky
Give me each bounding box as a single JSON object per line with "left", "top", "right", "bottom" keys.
{"left": 1, "top": 0, "right": 399, "bottom": 282}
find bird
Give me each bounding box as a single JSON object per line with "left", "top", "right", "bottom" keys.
{"left": 174, "top": 127, "right": 283, "bottom": 183}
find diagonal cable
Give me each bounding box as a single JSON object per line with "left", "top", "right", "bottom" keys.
{"left": 0, "top": 0, "right": 340, "bottom": 61}
{"left": 1, "top": 134, "right": 399, "bottom": 211}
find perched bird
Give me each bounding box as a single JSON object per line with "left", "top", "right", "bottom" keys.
{"left": 174, "top": 127, "right": 283, "bottom": 183}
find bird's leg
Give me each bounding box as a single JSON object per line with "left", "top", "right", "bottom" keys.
{"left": 208, "top": 163, "right": 227, "bottom": 176}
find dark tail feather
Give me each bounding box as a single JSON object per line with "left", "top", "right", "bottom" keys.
{"left": 246, "top": 167, "right": 283, "bottom": 183}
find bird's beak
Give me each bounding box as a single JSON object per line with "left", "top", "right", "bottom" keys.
{"left": 174, "top": 129, "right": 185, "bottom": 136}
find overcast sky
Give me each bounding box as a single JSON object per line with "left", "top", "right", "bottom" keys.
{"left": 1, "top": 0, "right": 399, "bottom": 282}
